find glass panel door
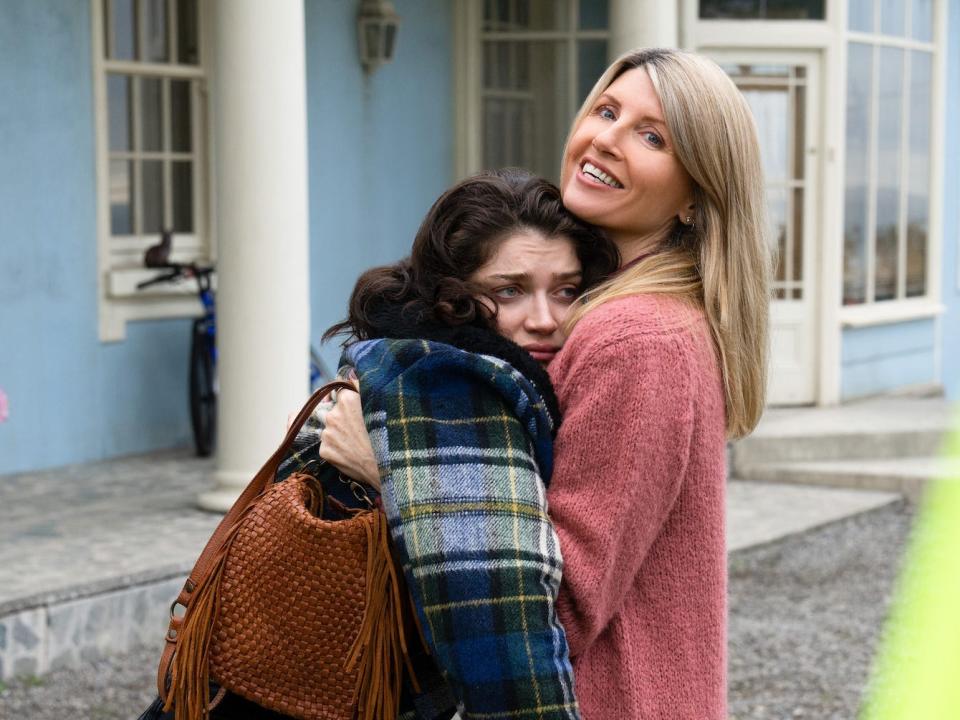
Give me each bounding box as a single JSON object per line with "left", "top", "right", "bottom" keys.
{"left": 716, "top": 53, "right": 821, "bottom": 405}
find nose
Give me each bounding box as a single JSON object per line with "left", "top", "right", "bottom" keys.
{"left": 591, "top": 122, "right": 623, "bottom": 160}
{"left": 524, "top": 295, "right": 560, "bottom": 336}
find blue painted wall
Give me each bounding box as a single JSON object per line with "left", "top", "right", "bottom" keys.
{"left": 841, "top": 319, "right": 937, "bottom": 399}
{"left": 0, "top": 0, "right": 453, "bottom": 474}
{"left": 0, "top": 0, "right": 192, "bottom": 475}
{"left": 304, "top": 0, "right": 454, "bottom": 371}
{"left": 941, "top": 0, "right": 960, "bottom": 400}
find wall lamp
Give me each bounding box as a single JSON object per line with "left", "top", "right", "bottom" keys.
{"left": 357, "top": 0, "right": 400, "bottom": 74}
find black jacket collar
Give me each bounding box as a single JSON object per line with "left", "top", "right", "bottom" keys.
{"left": 360, "top": 303, "right": 561, "bottom": 432}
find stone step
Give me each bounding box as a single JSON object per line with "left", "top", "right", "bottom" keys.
{"left": 731, "top": 397, "right": 956, "bottom": 469}
{"left": 735, "top": 456, "right": 960, "bottom": 500}
{"left": 732, "top": 429, "right": 947, "bottom": 467}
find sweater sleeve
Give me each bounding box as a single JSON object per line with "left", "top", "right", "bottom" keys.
{"left": 549, "top": 317, "right": 696, "bottom": 657}
{"left": 361, "top": 351, "right": 581, "bottom": 720}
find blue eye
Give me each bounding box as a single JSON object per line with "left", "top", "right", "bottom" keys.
{"left": 596, "top": 106, "right": 616, "bottom": 121}
{"left": 494, "top": 286, "right": 521, "bottom": 299}
{"left": 555, "top": 286, "right": 580, "bottom": 302}
{"left": 642, "top": 131, "right": 664, "bottom": 148}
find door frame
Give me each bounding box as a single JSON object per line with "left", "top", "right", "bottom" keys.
{"left": 706, "top": 48, "right": 827, "bottom": 405}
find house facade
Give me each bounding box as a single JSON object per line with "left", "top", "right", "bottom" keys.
{"left": 1, "top": 0, "right": 958, "bottom": 480}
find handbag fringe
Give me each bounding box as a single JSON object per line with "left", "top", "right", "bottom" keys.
{"left": 345, "top": 506, "right": 422, "bottom": 720}
{"left": 162, "top": 476, "right": 419, "bottom": 720}
{"left": 163, "top": 506, "right": 251, "bottom": 720}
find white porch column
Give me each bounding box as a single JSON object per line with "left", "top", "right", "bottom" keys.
{"left": 199, "top": 0, "right": 310, "bottom": 511}
{"left": 609, "top": 0, "right": 679, "bottom": 57}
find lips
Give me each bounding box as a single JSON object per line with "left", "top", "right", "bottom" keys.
{"left": 524, "top": 344, "right": 561, "bottom": 363}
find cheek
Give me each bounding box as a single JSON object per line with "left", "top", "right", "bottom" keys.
{"left": 493, "top": 306, "right": 524, "bottom": 343}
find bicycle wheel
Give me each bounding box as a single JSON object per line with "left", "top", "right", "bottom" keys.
{"left": 189, "top": 320, "right": 217, "bottom": 457}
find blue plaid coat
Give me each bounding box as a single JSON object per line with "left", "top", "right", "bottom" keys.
{"left": 282, "top": 335, "right": 580, "bottom": 720}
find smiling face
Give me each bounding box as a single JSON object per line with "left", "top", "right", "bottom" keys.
{"left": 470, "top": 230, "right": 582, "bottom": 365}
{"left": 561, "top": 67, "right": 695, "bottom": 261}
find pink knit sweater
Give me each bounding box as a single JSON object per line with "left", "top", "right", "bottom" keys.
{"left": 548, "top": 294, "right": 728, "bottom": 720}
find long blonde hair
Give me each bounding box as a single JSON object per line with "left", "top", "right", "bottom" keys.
{"left": 562, "top": 48, "right": 771, "bottom": 439}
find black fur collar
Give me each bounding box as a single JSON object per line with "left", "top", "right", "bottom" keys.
{"left": 362, "top": 304, "right": 561, "bottom": 432}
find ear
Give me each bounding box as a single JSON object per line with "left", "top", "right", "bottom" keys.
{"left": 677, "top": 200, "right": 696, "bottom": 226}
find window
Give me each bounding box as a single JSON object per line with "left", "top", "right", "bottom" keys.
{"left": 723, "top": 64, "right": 809, "bottom": 301}
{"left": 470, "top": 0, "right": 610, "bottom": 182}
{"left": 842, "top": 0, "right": 934, "bottom": 305}
{"left": 94, "top": 0, "right": 210, "bottom": 340}
{"left": 699, "top": 0, "right": 826, "bottom": 20}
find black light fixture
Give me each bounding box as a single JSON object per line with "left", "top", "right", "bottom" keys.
{"left": 357, "top": 0, "right": 400, "bottom": 74}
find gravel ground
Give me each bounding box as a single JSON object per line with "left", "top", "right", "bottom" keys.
{"left": 0, "top": 500, "right": 915, "bottom": 720}
{"left": 728, "top": 499, "right": 914, "bottom": 720}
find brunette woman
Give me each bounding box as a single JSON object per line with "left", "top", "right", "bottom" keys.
{"left": 326, "top": 48, "right": 771, "bottom": 720}
{"left": 140, "top": 168, "right": 618, "bottom": 720}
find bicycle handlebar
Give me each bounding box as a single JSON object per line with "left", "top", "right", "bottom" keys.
{"left": 136, "top": 263, "right": 214, "bottom": 291}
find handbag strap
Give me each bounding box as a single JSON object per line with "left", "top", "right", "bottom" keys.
{"left": 157, "top": 379, "right": 358, "bottom": 701}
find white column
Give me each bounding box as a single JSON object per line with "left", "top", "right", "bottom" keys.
{"left": 199, "top": 0, "right": 310, "bottom": 512}
{"left": 609, "top": 0, "right": 679, "bottom": 58}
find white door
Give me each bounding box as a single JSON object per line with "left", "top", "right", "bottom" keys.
{"left": 712, "top": 52, "right": 822, "bottom": 405}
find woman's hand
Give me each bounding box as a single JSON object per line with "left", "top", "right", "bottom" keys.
{"left": 318, "top": 388, "right": 381, "bottom": 492}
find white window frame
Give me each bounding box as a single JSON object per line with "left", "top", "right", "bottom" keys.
{"left": 452, "top": 0, "right": 611, "bottom": 180}
{"left": 91, "top": 0, "right": 216, "bottom": 341}
{"left": 840, "top": 15, "right": 940, "bottom": 315}
{"left": 683, "top": 0, "right": 946, "bottom": 403}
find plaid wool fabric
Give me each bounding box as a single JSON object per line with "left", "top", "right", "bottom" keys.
{"left": 343, "top": 338, "right": 579, "bottom": 720}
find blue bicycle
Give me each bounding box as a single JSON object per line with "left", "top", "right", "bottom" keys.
{"left": 138, "top": 231, "right": 330, "bottom": 457}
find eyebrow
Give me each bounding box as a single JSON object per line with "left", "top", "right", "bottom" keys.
{"left": 596, "top": 92, "right": 667, "bottom": 127}
{"left": 487, "top": 271, "right": 582, "bottom": 282}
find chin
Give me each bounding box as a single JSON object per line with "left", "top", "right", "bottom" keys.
{"left": 563, "top": 189, "right": 606, "bottom": 224}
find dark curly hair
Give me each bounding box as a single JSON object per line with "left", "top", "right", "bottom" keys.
{"left": 325, "top": 168, "right": 620, "bottom": 343}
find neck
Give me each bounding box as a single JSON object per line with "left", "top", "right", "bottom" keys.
{"left": 611, "top": 233, "right": 664, "bottom": 267}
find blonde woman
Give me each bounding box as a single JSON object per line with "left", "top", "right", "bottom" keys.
{"left": 542, "top": 47, "right": 769, "bottom": 718}
{"left": 321, "top": 48, "right": 769, "bottom": 719}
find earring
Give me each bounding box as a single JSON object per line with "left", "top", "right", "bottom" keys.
{"left": 684, "top": 215, "right": 694, "bottom": 228}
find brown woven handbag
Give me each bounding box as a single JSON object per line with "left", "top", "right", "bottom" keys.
{"left": 156, "top": 381, "right": 421, "bottom": 720}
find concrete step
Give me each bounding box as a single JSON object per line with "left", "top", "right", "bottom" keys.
{"left": 731, "top": 396, "right": 956, "bottom": 469}
{"left": 736, "top": 456, "right": 960, "bottom": 500}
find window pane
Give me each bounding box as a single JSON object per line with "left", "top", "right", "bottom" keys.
{"left": 482, "top": 41, "right": 569, "bottom": 182}
{"left": 792, "top": 187, "right": 804, "bottom": 290}
{"left": 906, "top": 51, "right": 931, "bottom": 297}
{"left": 912, "top": 0, "right": 932, "bottom": 42}
{"left": 142, "top": 0, "right": 169, "bottom": 62}
{"left": 579, "top": 0, "right": 609, "bottom": 29}
{"left": 768, "top": 188, "right": 788, "bottom": 285}
{"left": 142, "top": 160, "right": 164, "bottom": 234}
{"left": 848, "top": 0, "right": 873, "bottom": 31}
{"left": 483, "top": 0, "right": 570, "bottom": 31}
{"left": 172, "top": 161, "right": 193, "bottom": 233}
{"left": 107, "top": 74, "right": 132, "bottom": 152}
{"left": 171, "top": 80, "right": 191, "bottom": 152}
{"left": 110, "top": 160, "right": 135, "bottom": 234}
{"left": 880, "top": 0, "right": 906, "bottom": 36}
{"left": 700, "top": 0, "right": 825, "bottom": 19}
{"left": 140, "top": 77, "right": 163, "bottom": 152}
{"left": 843, "top": 43, "right": 872, "bottom": 305}
{"left": 577, "top": 40, "right": 608, "bottom": 104}
{"left": 177, "top": 0, "right": 199, "bottom": 64}
{"left": 874, "top": 46, "right": 904, "bottom": 301}
{"left": 793, "top": 83, "right": 806, "bottom": 180}
{"left": 110, "top": 0, "right": 137, "bottom": 60}
{"left": 739, "top": 85, "right": 789, "bottom": 183}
